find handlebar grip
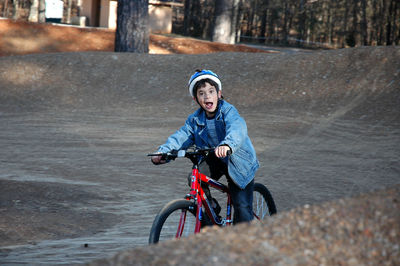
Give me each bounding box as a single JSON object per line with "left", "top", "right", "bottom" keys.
{"left": 148, "top": 152, "right": 178, "bottom": 161}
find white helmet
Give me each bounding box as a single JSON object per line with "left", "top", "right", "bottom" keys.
{"left": 188, "top": 69, "right": 222, "bottom": 97}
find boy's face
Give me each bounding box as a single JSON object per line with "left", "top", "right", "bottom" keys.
{"left": 194, "top": 82, "right": 222, "bottom": 117}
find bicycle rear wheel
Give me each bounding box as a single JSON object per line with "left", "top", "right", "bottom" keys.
{"left": 253, "top": 183, "right": 277, "bottom": 220}
{"left": 149, "top": 199, "right": 197, "bottom": 244}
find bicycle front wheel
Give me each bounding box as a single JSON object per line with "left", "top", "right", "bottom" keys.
{"left": 253, "top": 183, "right": 277, "bottom": 220}
{"left": 149, "top": 199, "right": 197, "bottom": 244}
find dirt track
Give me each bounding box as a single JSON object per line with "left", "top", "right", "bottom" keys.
{"left": 0, "top": 25, "right": 399, "bottom": 264}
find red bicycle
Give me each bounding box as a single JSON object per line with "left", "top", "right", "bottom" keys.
{"left": 148, "top": 147, "right": 277, "bottom": 244}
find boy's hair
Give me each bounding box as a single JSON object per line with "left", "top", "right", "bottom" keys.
{"left": 192, "top": 78, "right": 220, "bottom": 98}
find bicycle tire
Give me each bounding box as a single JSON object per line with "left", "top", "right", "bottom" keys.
{"left": 253, "top": 182, "right": 277, "bottom": 219}
{"left": 149, "top": 199, "right": 197, "bottom": 244}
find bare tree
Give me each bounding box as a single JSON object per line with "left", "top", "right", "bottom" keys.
{"left": 232, "top": 0, "right": 242, "bottom": 43}
{"left": 28, "top": 0, "right": 39, "bottom": 22}
{"left": 3, "top": 0, "right": 9, "bottom": 17}
{"left": 28, "top": 0, "right": 46, "bottom": 23}
{"left": 361, "top": 0, "right": 368, "bottom": 45}
{"left": 39, "top": 0, "right": 46, "bottom": 23}
{"left": 115, "top": 0, "right": 149, "bottom": 53}
{"left": 39, "top": 0, "right": 45, "bottom": 22}
{"left": 212, "top": 0, "right": 236, "bottom": 44}
{"left": 281, "top": 0, "right": 289, "bottom": 45}
{"left": 62, "top": 0, "right": 73, "bottom": 24}
{"left": 12, "top": 0, "right": 20, "bottom": 19}
{"left": 297, "top": 0, "right": 306, "bottom": 45}
{"left": 183, "top": 0, "right": 191, "bottom": 36}
{"left": 386, "top": 0, "right": 396, "bottom": 45}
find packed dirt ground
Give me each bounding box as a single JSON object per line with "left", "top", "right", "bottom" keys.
{"left": 0, "top": 19, "right": 399, "bottom": 264}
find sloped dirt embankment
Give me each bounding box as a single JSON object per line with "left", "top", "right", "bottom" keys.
{"left": 0, "top": 41, "right": 399, "bottom": 265}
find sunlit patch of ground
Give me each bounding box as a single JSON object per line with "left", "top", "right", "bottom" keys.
{"left": 0, "top": 18, "right": 269, "bottom": 56}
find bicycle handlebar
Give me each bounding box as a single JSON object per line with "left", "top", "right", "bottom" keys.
{"left": 147, "top": 147, "right": 231, "bottom": 161}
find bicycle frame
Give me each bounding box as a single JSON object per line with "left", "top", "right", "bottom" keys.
{"left": 178, "top": 164, "right": 233, "bottom": 236}
{"left": 149, "top": 148, "right": 277, "bottom": 243}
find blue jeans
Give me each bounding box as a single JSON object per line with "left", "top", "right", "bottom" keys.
{"left": 196, "top": 153, "right": 254, "bottom": 224}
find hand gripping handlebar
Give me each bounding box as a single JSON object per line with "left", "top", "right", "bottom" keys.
{"left": 147, "top": 147, "right": 231, "bottom": 161}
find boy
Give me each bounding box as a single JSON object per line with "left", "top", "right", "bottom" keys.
{"left": 151, "top": 69, "right": 259, "bottom": 223}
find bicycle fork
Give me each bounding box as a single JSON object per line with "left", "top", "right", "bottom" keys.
{"left": 180, "top": 166, "right": 202, "bottom": 234}
{"left": 192, "top": 167, "right": 203, "bottom": 233}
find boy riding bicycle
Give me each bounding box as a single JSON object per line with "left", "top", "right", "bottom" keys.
{"left": 151, "top": 69, "right": 259, "bottom": 223}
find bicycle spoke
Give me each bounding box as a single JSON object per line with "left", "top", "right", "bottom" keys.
{"left": 253, "top": 185, "right": 272, "bottom": 220}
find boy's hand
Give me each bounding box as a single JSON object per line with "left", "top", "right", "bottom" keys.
{"left": 151, "top": 153, "right": 166, "bottom": 165}
{"left": 215, "top": 145, "right": 231, "bottom": 158}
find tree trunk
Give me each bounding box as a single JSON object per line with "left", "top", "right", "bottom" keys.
{"left": 245, "top": 0, "right": 256, "bottom": 37}
{"left": 212, "top": 0, "right": 235, "bottom": 44}
{"left": 235, "top": 0, "right": 244, "bottom": 43}
{"left": 39, "top": 0, "right": 46, "bottom": 23}
{"left": 343, "top": 0, "right": 349, "bottom": 47}
{"left": 66, "top": 0, "right": 73, "bottom": 24}
{"left": 267, "top": 7, "right": 276, "bottom": 44}
{"left": 184, "top": 0, "right": 201, "bottom": 37}
{"left": 28, "top": 0, "right": 39, "bottom": 22}
{"left": 386, "top": 0, "right": 395, "bottom": 45}
{"left": 297, "top": 0, "right": 306, "bottom": 46}
{"left": 12, "top": 0, "right": 20, "bottom": 19}
{"left": 378, "top": 0, "right": 386, "bottom": 45}
{"left": 327, "top": 1, "right": 333, "bottom": 45}
{"left": 190, "top": 0, "right": 202, "bottom": 37}
{"left": 260, "top": 6, "right": 267, "bottom": 44}
{"left": 115, "top": 0, "right": 149, "bottom": 53}
{"left": 3, "top": 0, "right": 9, "bottom": 17}
{"left": 350, "top": 0, "right": 358, "bottom": 46}
{"left": 393, "top": 0, "right": 399, "bottom": 45}
{"left": 230, "top": 0, "right": 240, "bottom": 44}
{"left": 183, "top": 0, "right": 191, "bottom": 36}
{"left": 360, "top": 0, "right": 368, "bottom": 45}
{"left": 282, "top": 0, "right": 288, "bottom": 45}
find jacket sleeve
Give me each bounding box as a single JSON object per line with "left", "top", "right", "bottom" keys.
{"left": 157, "top": 116, "right": 195, "bottom": 153}
{"left": 219, "top": 106, "right": 248, "bottom": 154}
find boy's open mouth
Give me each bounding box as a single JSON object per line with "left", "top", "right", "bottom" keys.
{"left": 205, "top": 102, "right": 213, "bottom": 109}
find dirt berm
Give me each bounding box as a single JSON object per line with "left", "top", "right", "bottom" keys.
{"left": 90, "top": 185, "right": 400, "bottom": 265}
{"left": 0, "top": 45, "right": 399, "bottom": 265}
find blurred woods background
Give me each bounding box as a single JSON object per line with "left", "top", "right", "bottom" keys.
{"left": 1, "top": 0, "right": 399, "bottom": 48}
{"left": 180, "top": 0, "right": 399, "bottom": 47}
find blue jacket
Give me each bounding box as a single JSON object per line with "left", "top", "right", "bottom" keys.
{"left": 158, "top": 100, "right": 259, "bottom": 189}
